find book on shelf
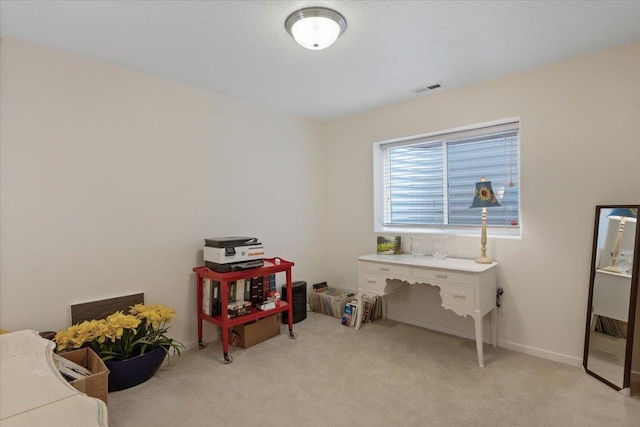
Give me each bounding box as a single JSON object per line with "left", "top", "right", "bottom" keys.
{"left": 227, "top": 300, "right": 252, "bottom": 318}
{"left": 202, "top": 279, "right": 222, "bottom": 316}
{"left": 228, "top": 281, "right": 236, "bottom": 303}
{"left": 211, "top": 280, "right": 220, "bottom": 316}
{"left": 202, "top": 278, "right": 211, "bottom": 315}
{"left": 245, "top": 279, "right": 251, "bottom": 301}
{"left": 237, "top": 279, "right": 250, "bottom": 301}
{"left": 250, "top": 276, "right": 264, "bottom": 306}
{"left": 268, "top": 274, "right": 276, "bottom": 293}
{"left": 237, "top": 280, "right": 246, "bottom": 303}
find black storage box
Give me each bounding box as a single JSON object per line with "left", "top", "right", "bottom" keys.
{"left": 281, "top": 281, "right": 307, "bottom": 324}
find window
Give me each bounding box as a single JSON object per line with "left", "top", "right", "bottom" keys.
{"left": 374, "top": 120, "right": 520, "bottom": 236}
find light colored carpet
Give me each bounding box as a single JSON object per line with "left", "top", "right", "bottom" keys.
{"left": 108, "top": 312, "right": 640, "bottom": 426}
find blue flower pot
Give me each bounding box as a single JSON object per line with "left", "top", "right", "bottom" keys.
{"left": 105, "top": 347, "right": 166, "bottom": 391}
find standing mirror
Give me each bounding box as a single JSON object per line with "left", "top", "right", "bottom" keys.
{"left": 584, "top": 205, "right": 639, "bottom": 394}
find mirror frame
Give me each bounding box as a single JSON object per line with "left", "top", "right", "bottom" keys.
{"left": 583, "top": 204, "right": 640, "bottom": 392}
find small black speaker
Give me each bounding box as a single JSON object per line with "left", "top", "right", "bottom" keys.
{"left": 281, "top": 281, "right": 307, "bottom": 324}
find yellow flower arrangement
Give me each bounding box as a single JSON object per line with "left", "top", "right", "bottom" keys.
{"left": 55, "top": 304, "right": 184, "bottom": 362}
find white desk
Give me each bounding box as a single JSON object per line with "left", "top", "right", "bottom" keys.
{"left": 591, "top": 269, "right": 632, "bottom": 328}
{"left": 357, "top": 254, "right": 498, "bottom": 367}
{"left": 0, "top": 330, "right": 108, "bottom": 426}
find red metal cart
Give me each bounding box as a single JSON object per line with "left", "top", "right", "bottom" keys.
{"left": 193, "top": 257, "right": 296, "bottom": 363}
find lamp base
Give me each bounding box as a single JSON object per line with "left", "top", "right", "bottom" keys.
{"left": 475, "top": 256, "right": 493, "bottom": 264}
{"left": 601, "top": 265, "right": 621, "bottom": 274}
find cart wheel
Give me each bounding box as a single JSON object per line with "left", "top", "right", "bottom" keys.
{"left": 288, "top": 331, "right": 297, "bottom": 339}
{"left": 198, "top": 340, "right": 208, "bottom": 350}
{"left": 223, "top": 354, "right": 233, "bottom": 364}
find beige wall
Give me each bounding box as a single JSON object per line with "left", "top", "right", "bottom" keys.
{"left": 2, "top": 36, "right": 640, "bottom": 365}
{"left": 324, "top": 41, "right": 640, "bottom": 365}
{"left": 0, "top": 38, "right": 327, "bottom": 347}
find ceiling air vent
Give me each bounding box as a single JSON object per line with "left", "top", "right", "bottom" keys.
{"left": 414, "top": 82, "right": 443, "bottom": 94}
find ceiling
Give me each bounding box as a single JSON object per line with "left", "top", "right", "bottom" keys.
{"left": 2, "top": 1, "right": 640, "bottom": 122}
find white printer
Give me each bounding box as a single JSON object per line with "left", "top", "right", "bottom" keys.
{"left": 203, "top": 237, "right": 264, "bottom": 273}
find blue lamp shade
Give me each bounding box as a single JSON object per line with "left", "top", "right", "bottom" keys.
{"left": 608, "top": 208, "right": 638, "bottom": 221}
{"left": 470, "top": 180, "right": 501, "bottom": 208}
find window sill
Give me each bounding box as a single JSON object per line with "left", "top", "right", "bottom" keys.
{"left": 375, "top": 225, "right": 521, "bottom": 239}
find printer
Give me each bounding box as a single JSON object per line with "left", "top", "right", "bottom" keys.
{"left": 203, "top": 237, "right": 265, "bottom": 273}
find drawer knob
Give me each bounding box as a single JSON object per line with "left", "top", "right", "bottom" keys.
{"left": 436, "top": 274, "right": 448, "bottom": 279}
{"left": 367, "top": 279, "right": 377, "bottom": 284}
{"left": 379, "top": 267, "right": 389, "bottom": 272}
{"left": 453, "top": 294, "right": 466, "bottom": 299}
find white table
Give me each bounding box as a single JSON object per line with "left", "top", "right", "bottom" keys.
{"left": 357, "top": 254, "right": 498, "bottom": 367}
{"left": 590, "top": 269, "right": 632, "bottom": 328}
{"left": 0, "top": 330, "right": 108, "bottom": 426}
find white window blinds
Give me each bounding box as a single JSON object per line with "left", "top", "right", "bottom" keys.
{"left": 381, "top": 122, "right": 520, "bottom": 232}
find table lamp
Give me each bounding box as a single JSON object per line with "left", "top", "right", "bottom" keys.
{"left": 601, "top": 207, "right": 638, "bottom": 274}
{"left": 470, "top": 177, "right": 501, "bottom": 264}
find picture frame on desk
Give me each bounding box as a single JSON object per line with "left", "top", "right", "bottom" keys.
{"left": 377, "top": 235, "right": 401, "bottom": 255}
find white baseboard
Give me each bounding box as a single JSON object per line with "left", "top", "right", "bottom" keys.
{"left": 387, "top": 314, "right": 582, "bottom": 367}
{"left": 498, "top": 339, "right": 582, "bottom": 367}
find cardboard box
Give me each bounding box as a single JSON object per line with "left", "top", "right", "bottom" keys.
{"left": 228, "top": 313, "right": 281, "bottom": 349}
{"left": 60, "top": 347, "right": 109, "bottom": 404}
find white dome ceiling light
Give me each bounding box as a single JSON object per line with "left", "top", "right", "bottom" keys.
{"left": 285, "top": 7, "right": 347, "bottom": 50}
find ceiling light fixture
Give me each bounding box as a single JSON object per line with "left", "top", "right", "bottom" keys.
{"left": 285, "top": 7, "right": 347, "bottom": 50}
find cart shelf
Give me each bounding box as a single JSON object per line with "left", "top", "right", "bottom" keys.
{"left": 193, "top": 257, "right": 296, "bottom": 363}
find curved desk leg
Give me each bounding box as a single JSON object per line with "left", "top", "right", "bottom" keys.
{"left": 474, "top": 313, "right": 485, "bottom": 368}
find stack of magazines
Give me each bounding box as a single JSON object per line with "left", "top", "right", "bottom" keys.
{"left": 53, "top": 353, "right": 93, "bottom": 382}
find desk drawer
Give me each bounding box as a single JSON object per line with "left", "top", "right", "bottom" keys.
{"left": 411, "top": 268, "right": 475, "bottom": 285}
{"left": 441, "top": 284, "right": 475, "bottom": 310}
{"left": 359, "top": 261, "right": 411, "bottom": 277}
{"left": 359, "top": 273, "right": 388, "bottom": 294}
